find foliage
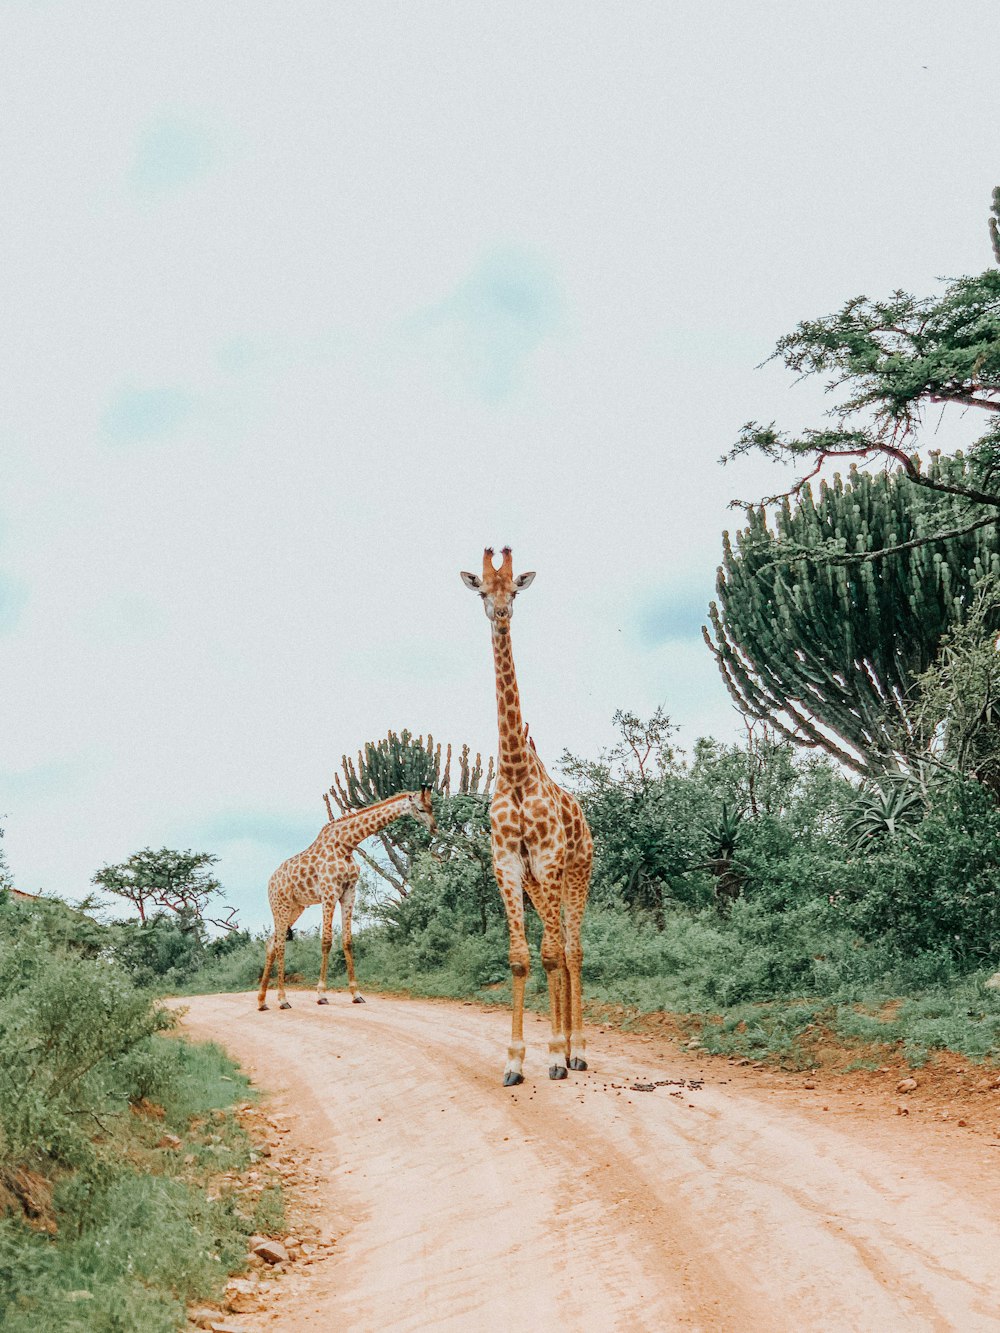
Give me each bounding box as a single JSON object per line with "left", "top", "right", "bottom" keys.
{"left": 92, "top": 847, "right": 236, "bottom": 931}
{"left": 843, "top": 778, "right": 925, "bottom": 854}
{"left": 0, "top": 823, "right": 11, "bottom": 893}
{"left": 910, "top": 574, "right": 1000, "bottom": 795}
{"left": 704, "top": 455, "right": 1000, "bottom": 774}
{"left": 0, "top": 893, "right": 268, "bottom": 1331}
{"left": 845, "top": 777, "right": 1000, "bottom": 963}
{"left": 690, "top": 722, "right": 798, "bottom": 818}
{"left": 727, "top": 186, "right": 1000, "bottom": 558}
{"left": 325, "top": 730, "right": 495, "bottom": 897}
{"left": 328, "top": 729, "right": 494, "bottom": 811}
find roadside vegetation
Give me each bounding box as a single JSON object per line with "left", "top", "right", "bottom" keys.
{"left": 187, "top": 717, "right": 1000, "bottom": 1071}
{"left": 0, "top": 886, "right": 281, "bottom": 1333}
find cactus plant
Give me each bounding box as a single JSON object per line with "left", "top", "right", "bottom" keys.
{"left": 704, "top": 454, "right": 1000, "bottom": 776}
{"left": 323, "top": 731, "right": 495, "bottom": 897}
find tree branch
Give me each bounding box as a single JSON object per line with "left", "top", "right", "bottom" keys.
{"left": 354, "top": 845, "right": 408, "bottom": 898}
{"left": 756, "top": 511, "right": 1000, "bottom": 568}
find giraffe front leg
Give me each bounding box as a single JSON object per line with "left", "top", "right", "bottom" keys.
{"left": 257, "top": 928, "right": 278, "bottom": 1011}
{"left": 274, "top": 929, "right": 293, "bottom": 1009}
{"left": 316, "top": 898, "right": 334, "bottom": 1004}
{"left": 341, "top": 881, "right": 364, "bottom": 1003}
{"left": 494, "top": 859, "right": 529, "bottom": 1086}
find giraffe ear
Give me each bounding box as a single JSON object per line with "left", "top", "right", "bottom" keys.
{"left": 460, "top": 571, "right": 483, "bottom": 591}
{"left": 514, "top": 571, "right": 536, "bottom": 590}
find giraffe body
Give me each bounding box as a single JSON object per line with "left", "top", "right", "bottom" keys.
{"left": 461, "top": 547, "right": 592, "bottom": 1084}
{"left": 257, "top": 789, "right": 435, "bottom": 1011}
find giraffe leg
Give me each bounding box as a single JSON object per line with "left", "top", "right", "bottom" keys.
{"left": 559, "top": 918, "right": 572, "bottom": 1063}
{"left": 316, "top": 897, "right": 335, "bottom": 1004}
{"left": 341, "top": 881, "right": 364, "bottom": 1003}
{"left": 563, "top": 872, "right": 590, "bottom": 1070}
{"left": 274, "top": 907, "right": 304, "bottom": 1008}
{"left": 540, "top": 913, "right": 568, "bottom": 1080}
{"left": 494, "top": 860, "right": 529, "bottom": 1086}
{"left": 257, "top": 923, "right": 279, "bottom": 1011}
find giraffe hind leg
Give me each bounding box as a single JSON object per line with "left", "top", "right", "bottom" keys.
{"left": 563, "top": 870, "right": 590, "bottom": 1070}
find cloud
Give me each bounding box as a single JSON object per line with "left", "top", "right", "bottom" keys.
{"left": 0, "top": 575, "right": 27, "bottom": 635}
{"left": 103, "top": 385, "right": 196, "bottom": 444}
{"left": 0, "top": 759, "right": 85, "bottom": 803}
{"left": 636, "top": 581, "right": 716, "bottom": 646}
{"left": 405, "top": 248, "right": 561, "bottom": 401}
{"left": 191, "top": 810, "right": 322, "bottom": 853}
{"left": 127, "top": 115, "right": 216, "bottom": 195}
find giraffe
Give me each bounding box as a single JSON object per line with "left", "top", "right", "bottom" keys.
{"left": 257, "top": 787, "right": 436, "bottom": 1011}
{"left": 461, "top": 547, "right": 593, "bottom": 1085}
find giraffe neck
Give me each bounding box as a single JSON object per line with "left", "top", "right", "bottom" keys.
{"left": 491, "top": 625, "right": 532, "bottom": 784}
{"left": 335, "top": 792, "right": 414, "bottom": 847}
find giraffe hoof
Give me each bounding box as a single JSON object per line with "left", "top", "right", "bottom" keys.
{"left": 316, "top": 996, "right": 329, "bottom": 1005}
{"left": 352, "top": 994, "right": 366, "bottom": 1004}
{"left": 258, "top": 1004, "right": 268, "bottom": 1012}
{"left": 503, "top": 1071, "right": 524, "bottom": 1087}
{"left": 548, "top": 1065, "right": 568, "bottom": 1080}
{"left": 279, "top": 1001, "right": 292, "bottom": 1010}
{"left": 569, "top": 1058, "right": 588, "bottom": 1071}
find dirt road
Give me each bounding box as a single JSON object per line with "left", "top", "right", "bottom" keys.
{"left": 177, "top": 992, "right": 1000, "bottom": 1332}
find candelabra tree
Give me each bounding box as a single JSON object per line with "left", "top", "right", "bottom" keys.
{"left": 704, "top": 455, "right": 1000, "bottom": 776}
{"left": 324, "top": 730, "right": 495, "bottom": 897}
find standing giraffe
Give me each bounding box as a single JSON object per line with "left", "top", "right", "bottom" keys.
{"left": 461, "top": 547, "right": 593, "bottom": 1085}
{"left": 257, "top": 788, "right": 436, "bottom": 1011}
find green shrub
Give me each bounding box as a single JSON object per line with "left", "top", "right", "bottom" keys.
{"left": 847, "top": 778, "right": 1000, "bottom": 962}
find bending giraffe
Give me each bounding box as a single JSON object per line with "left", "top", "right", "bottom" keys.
{"left": 257, "top": 788, "right": 436, "bottom": 1011}
{"left": 461, "top": 547, "right": 593, "bottom": 1085}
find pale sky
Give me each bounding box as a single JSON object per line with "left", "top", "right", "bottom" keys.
{"left": 2, "top": 2, "right": 996, "bottom": 929}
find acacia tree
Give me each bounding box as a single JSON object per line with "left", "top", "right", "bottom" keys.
{"left": 728, "top": 186, "right": 1000, "bottom": 561}
{"left": 92, "top": 847, "right": 237, "bottom": 930}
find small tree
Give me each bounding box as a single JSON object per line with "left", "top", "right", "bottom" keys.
{"left": 561, "top": 710, "right": 713, "bottom": 923}
{"left": 92, "top": 847, "right": 237, "bottom": 930}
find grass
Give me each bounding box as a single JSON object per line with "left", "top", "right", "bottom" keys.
{"left": 0, "top": 1032, "right": 282, "bottom": 1333}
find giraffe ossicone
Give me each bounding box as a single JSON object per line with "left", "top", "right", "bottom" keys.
{"left": 461, "top": 547, "right": 593, "bottom": 1084}
{"left": 257, "top": 788, "right": 436, "bottom": 1012}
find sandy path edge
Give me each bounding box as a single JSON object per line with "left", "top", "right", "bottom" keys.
{"left": 174, "top": 991, "right": 1000, "bottom": 1333}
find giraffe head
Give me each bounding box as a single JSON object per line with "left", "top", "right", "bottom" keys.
{"left": 407, "top": 785, "right": 437, "bottom": 834}
{"left": 460, "top": 547, "right": 536, "bottom": 636}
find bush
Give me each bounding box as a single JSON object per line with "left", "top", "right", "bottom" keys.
{"left": 847, "top": 778, "right": 1000, "bottom": 962}
{"left": 0, "top": 893, "right": 266, "bottom": 1330}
